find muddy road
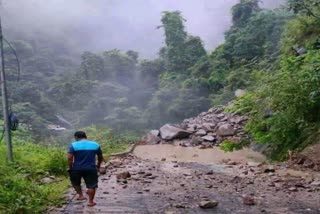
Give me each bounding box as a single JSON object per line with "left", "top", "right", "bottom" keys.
{"left": 52, "top": 145, "right": 320, "bottom": 214}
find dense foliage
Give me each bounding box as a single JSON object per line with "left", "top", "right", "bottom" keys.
{"left": 0, "top": 128, "right": 68, "bottom": 213}
{"left": 228, "top": 0, "right": 320, "bottom": 159}
{"left": 0, "top": 126, "right": 130, "bottom": 213}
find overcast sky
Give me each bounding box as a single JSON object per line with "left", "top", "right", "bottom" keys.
{"left": 2, "top": 0, "right": 285, "bottom": 58}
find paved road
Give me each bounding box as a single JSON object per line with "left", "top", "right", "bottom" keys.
{"left": 50, "top": 146, "right": 320, "bottom": 214}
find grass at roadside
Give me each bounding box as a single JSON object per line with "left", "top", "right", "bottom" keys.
{"left": 0, "top": 126, "right": 135, "bottom": 213}
{"left": 0, "top": 143, "right": 69, "bottom": 214}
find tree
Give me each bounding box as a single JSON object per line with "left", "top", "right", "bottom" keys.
{"left": 159, "top": 11, "right": 206, "bottom": 74}
{"left": 160, "top": 11, "right": 187, "bottom": 47}
{"left": 80, "top": 51, "right": 104, "bottom": 80}
{"left": 231, "top": 0, "right": 260, "bottom": 27}
{"left": 126, "top": 50, "right": 139, "bottom": 63}
{"left": 102, "top": 49, "right": 137, "bottom": 84}
{"left": 288, "top": 0, "right": 320, "bottom": 20}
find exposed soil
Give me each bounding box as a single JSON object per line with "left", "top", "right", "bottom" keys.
{"left": 289, "top": 143, "right": 320, "bottom": 171}
{"left": 133, "top": 144, "right": 265, "bottom": 164}
{"left": 50, "top": 145, "right": 320, "bottom": 214}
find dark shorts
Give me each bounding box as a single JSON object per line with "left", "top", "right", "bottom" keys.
{"left": 69, "top": 169, "right": 98, "bottom": 189}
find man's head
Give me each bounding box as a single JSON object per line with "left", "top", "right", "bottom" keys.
{"left": 74, "top": 131, "right": 87, "bottom": 141}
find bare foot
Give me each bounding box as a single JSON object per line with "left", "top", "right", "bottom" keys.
{"left": 87, "top": 202, "right": 96, "bottom": 207}
{"left": 76, "top": 195, "right": 87, "bottom": 201}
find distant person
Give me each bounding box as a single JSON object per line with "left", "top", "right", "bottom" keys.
{"left": 67, "top": 131, "right": 104, "bottom": 207}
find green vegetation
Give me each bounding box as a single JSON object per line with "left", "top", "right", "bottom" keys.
{"left": 0, "top": 131, "right": 68, "bottom": 213}
{"left": 226, "top": 0, "right": 320, "bottom": 159}
{"left": 0, "top": 126, "right": 131, "bottom": 213}
{"left": 220, "top": 139, "right": 250, "bottom": 152}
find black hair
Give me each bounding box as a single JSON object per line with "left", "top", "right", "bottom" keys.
{"left": 74, "top": 131, "right": 87, "bottom": 139}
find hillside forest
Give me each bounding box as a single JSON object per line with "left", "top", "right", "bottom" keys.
{"left": 0, "top": 0, "right": 319, "bottom": 158}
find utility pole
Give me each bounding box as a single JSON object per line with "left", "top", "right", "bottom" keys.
{"left": 0, "top": 15, "right": 13, "bottom": 162}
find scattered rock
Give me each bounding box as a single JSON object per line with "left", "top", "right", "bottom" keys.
{"left": 175, "top": 203, "right": 187, "bottom": 208}
{"left": 227, "top": 161, "right": 237, "bottom": 166}
{"left": 144, "top": 173, "right": 153, "bottom": 177}
{"left": 198, "top": 144, "right": 212, "bottom": 149}
{"left": 195, "top": 129, "right": 207, "bottom": 136}
{"left": 150, "top": 130, "right": 160, "bottom": 136}
{"left": 217, "top": 124, "right": 236, "bottom": 136}
{"left": 235, "top": 89, "right": 246, "bottom": 98}
{"left": 160, "top": 124, "right": 192, "bottom": 140}
{"left": 243, "top": 195, "right": 255, "bottom": 205}
{"left": 161, "top": 158, "right": 166, "bottom": 161}
{"left": 40, "top": 177, "right": 54, "bottom": 184}
{"left": 263, "top": 165, "right": 276, "bottom": 173}
{"left": 310, "top": 181, "right": 320, "bottom": 186}
{"left": 206, "top": 170, "right": 214, "bottom": 175}
{"left": 247, "top": 162, "right": 262, "bottom": 167}
{"left": 116, "top": 171, "right": 131, "bottom": 180}
{"left": 191, "top": 136, "right": 202, "bottom": 145}
{"left": 99, "top": 167, "right": 107, "bottom": 175}
{"left": 289, "top": 187, "right": 298, "bottom": 192}
{"left": 201, "top": 135, "right": 215, "bottom": 142}
{"left": 201, "top": 123, "right": 215, "bottom": 132}
{"left": 142, "top": 133, "right": 162, "bottom": 144}
{"left": 199, "top": 200, "right": 219, "bottom": 209}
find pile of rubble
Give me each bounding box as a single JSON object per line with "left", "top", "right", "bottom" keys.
{"left": 288, "top": 143, "right": 320, "bottom": 172}
{"left": 143, "top": 106, "right": 250, "bottom": 148}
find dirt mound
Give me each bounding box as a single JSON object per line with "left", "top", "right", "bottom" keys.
{"left": 289, "top": 143, "right": 320, "bottom": 171}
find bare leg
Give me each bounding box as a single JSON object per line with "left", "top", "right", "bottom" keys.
{"left": 87, "top": 188, "right": 96, "bottom": 206}
{"left": 73, "top": 185, "right": 86, "bottom": 200}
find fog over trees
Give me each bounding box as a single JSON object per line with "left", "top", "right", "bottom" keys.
{"left": 2, "top": 0, "right": 284, "bottom": 57}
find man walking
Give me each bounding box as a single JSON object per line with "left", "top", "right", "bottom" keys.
{"left": 67, "top": 131, "right": 104, "bottom": 207}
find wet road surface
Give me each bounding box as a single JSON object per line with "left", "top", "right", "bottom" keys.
{"left": 50, "top": 145, "right": 320, "bottom": 214}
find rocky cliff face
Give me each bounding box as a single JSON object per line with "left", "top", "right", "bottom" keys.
{"left": 142, "top": 106, "right": 250, "bottom": 148}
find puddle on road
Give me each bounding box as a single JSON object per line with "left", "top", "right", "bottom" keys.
{"left": 133, "top": 144, "right": 265, "bottom": 164}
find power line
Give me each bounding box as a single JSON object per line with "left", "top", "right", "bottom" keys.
{"left": 0, "top": 14, "right": 13, "bottom": 162}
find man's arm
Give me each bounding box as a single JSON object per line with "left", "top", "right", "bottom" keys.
{"left": 67, "top": 144, "right": 74, "bottom": 170}
{"left": 96, "top": 146, "right": 104, "bottom": 169}
{"left": 97, "top": 154, "right": 104, "bottom": 169}
{"left": 68, "top": 153, "right": 74, "bottom": 170}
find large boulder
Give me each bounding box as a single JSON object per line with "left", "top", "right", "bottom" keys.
{"left": 141, "top": 130, "right": 162, "bottom": 144}
{"left": 217, "top": 124, "right": 236, "bottom": 136}
{"left": 150, "top": 130, "right": 160, "bottom": 136}
{"left": 159, "top": 124, "right": 192, "bottom": 140}
{"left": 142, "top": 133, "right": 161, "bottom": 144}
